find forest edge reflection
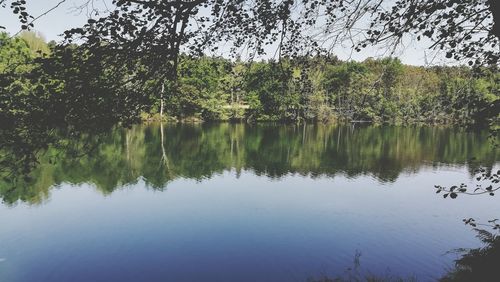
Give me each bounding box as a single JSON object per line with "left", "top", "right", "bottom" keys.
{"left": 0, "top": 123, "right": 497, "bottom": 206}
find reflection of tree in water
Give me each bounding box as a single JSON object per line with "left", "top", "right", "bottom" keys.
{"left": 0, "top": 123, "right": 497, "bottom": 205}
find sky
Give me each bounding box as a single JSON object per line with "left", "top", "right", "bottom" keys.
{"left": 0, "top": 0, "right": 454, "bottom": 66}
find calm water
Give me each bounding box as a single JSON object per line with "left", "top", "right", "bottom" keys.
{"left": 0, "top": 123, "right": 498, "bottom": 281}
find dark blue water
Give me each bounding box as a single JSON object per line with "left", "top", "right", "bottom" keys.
{"left": 0, "top": 124, "right": 498, "bottom": 281}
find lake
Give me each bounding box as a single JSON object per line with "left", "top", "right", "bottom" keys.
{"left": 0, "top": 123, "right": 499, "bottom": 281}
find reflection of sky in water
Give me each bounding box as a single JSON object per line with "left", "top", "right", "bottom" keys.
{"left": 1, "top": 165, "right": 499, "bottom": 282}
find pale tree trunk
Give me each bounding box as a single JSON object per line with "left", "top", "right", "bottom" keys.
{"left": 160, "top": 122, "right": 170, "bottom": 170}
{"left": 160, "top": 82, "right": 165, "bottom": 119}
{"left": 126, "top": 130, "right": 130, "bottom": 161}
{"left": 302, "top": 122, "right": 306, "bottom": 145}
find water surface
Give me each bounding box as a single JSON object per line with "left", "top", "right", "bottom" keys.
{"left": 0, "top": 123, "right": 498, "bottom": 281}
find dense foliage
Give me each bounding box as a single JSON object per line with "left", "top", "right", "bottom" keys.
{"left": 0, "top": 29, "right": 498, "bottom": 180}
{"left": 1, "top": 31, "right": 499, "bottom": 126}
{"left": 151, "top": 55, "right": 499, "bottom": 124}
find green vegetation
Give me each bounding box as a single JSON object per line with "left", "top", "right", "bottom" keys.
{"left": 0, "top": 2, "right": 498, "bottom": 280}
{"left": 1, "top": 31, "right": 498, "bottom": 126}
{"left": 0, "top": 31, "right": 498, "bottom": 183}
{"left": 1, "top": 123, "right": 496, "bottom": 205}
{"left": 158, "top": 56, "right": 499, "bottom": 124}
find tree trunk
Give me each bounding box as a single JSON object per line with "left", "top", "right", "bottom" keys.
{"left": 160, "top": 122, "right": 170, "bottom": 170}
{"left": 488, "top": 0, "right": 500, "bottom": 40}
{"left": 160, "top": 82, "right": 164, "bottom": 119}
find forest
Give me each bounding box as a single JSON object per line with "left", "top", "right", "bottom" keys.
{"left": 1, "top": 1, "right": 500, "bottom": 281}
{"left": 1, "top": 31, "right": 498, "bottom": 127}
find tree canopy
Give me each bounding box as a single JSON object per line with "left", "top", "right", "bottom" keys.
{"left": 0, "top": 0, "right": 498, "bottom": 180}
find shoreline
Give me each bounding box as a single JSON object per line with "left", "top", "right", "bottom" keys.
{"left": 140, "top": 115, "right": 482, "bottom": 127}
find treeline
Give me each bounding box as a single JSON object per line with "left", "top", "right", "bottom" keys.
{"left": 1, "top": 30, "right": 151, "bottom": 177}
{"left": 0, "top": 31, "right": 499, "bottom": 180}
{"left": 0, "top": 31, "right": 146, "bottom": 131}
{"left": 161, "top": 55, "right": 500, "bottom": 125}
{"left": 1, "top": 123, "right": 496, "bottom": 205}
{"left": 1, "top": 31, "right": 499, "bottom": 128}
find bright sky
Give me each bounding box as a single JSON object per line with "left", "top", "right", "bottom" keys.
{"left": 0, "top": 0, "right": 454, "bottom": 66}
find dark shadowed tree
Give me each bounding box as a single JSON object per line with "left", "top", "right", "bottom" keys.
{"left": 361, "top": 0, "right": 500, "bottom": 66}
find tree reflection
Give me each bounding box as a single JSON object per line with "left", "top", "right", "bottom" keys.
{"left": 0, "top": 123, "right": 497, "bottom": 205}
